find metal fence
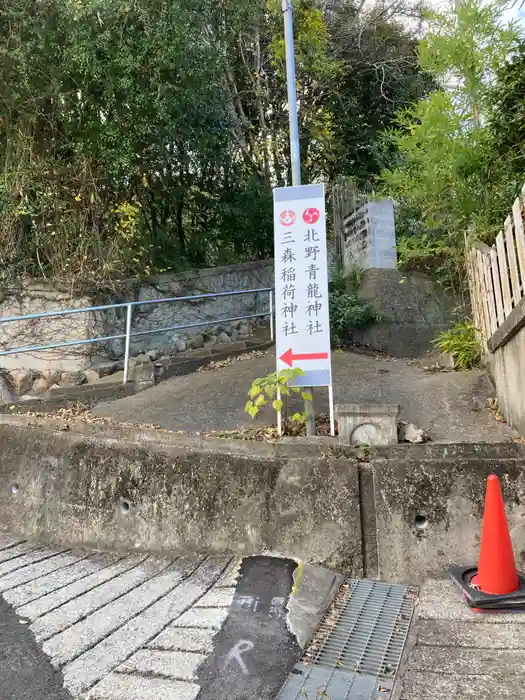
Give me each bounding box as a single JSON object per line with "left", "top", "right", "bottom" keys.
{"left": 0, "top": 288, "right": 274, "bottom": 384}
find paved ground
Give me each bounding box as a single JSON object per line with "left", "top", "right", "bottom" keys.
{"left": 2, "top": 533, "right": 525, "bottom": 699}
{"left": 94, "top": 349, "right": 516, "bottom": 443}
{"left": 398, "top": 578, "right": 525, "bottom": 699}
{"left": 0, "top": 535, "right": 315, "bottom": 700}
{"left": 0, "top": 594, "right": 72, "bottom": 700}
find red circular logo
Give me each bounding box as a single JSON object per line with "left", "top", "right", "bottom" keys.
{"left": 303, "top": 207, "right": 320, "bottom": 224}
{"left": 279, "top": 210, "right": 296, "bottom": 227}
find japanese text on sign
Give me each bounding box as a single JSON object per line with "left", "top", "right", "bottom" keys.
{"left": 273, "top": 184, "right": 332, "bottom": 388}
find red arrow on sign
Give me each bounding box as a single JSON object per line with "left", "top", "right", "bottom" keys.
{"left": 280, "top": 348, "right": 329, "bottom": 368}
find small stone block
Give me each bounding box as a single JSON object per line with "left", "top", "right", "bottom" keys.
{"left": 335, "top": 403, "right": 400, "bottom": 446}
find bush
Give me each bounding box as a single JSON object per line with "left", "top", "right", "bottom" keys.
{"left": 432, "top": 321, "right": 481, "bottom": 370}
{"left": 329, "top": 265, "right": 379, "bottom": 346}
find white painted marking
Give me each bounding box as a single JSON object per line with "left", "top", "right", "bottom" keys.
{"left": 0, "top": 550, "right": 90, "bottom": 592}
{"left": 0, "top": 547, "right": 63, "bottom": 576}
{"left": 172, "top": 606, "right": 229, "bottom": 630}
{"left": 0, "top": 536, "right": 26, "bottom": 553}
{"left": 43, "top": 557, "right": 175, "bottom": 664}
{"left": 224, "top": 639, "right": 254, "bottom": 675}
{"left": 148, "top": 627, "right": 217, "bottom": 653}
{"left": 194, "top": 587, "right": 235, "bottom": 608}
{"left": 31, "top": 556, "right": 155, "bottom": 641}
{"left": 4, "top": 553, "right": 118, "bottom": 608}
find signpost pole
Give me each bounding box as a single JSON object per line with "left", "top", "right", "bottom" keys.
{"left": 282, "top": 0, "right": 316, "bottom": 436}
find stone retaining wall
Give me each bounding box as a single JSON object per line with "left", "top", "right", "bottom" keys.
{"left": 0, "top": 260, "right": 273, "bottom": 373}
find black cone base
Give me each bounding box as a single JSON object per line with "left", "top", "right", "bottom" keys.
{"left": 450, "top": 565, "right": 525, "bottom": 610}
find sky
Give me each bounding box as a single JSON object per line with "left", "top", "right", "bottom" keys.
{"left": 432, "top": 0, "right": 525, "bottom": 24}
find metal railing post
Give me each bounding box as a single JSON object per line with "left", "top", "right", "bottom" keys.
{"left": 269, "top": 290, "right": 274, "bottom": 342}
{"left": 123, "top": 304, "right": 132, "bottom": 384}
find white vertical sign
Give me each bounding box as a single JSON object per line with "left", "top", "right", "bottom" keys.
{"left": 273, "top": 183, "right": 332, "bottom": 388}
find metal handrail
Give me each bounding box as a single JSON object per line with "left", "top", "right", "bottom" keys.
{"left": 0, "top": 287, "right": 274, "bottom": 384}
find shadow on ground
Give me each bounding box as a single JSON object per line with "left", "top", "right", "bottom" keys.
{"left": 0, "top": 596, "right": 72, "bottom": 700}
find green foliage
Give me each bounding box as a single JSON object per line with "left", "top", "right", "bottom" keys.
{"left": 328, "top": 265, "right": 379, "bottom": 346}
{"left": 433, "top": 321, "right": 481, "bottom": 370}
{"left": 380, "top": 0, "right": 523, "bottom": 301}
{"left": 396, "top": 232, "right": 466, "bottom": 296}
{"left": 0, "top": 0, "right": 435, "bottom": 291}
{"left": 486, "top": 46, "right": 525, "bottom": 192}
{"left": 327, "top": 2, "right": 436, "bottom": 185}
{"left": 245, "top": 368, "right": 312, "bottom": 424}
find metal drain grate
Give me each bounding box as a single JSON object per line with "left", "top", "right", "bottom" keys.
{"left": 275, "top": 663, "right": 393, "bottom": 700}
{"left": 276, "top": 579, "right": 417, "bottom": 700}
{"left": 303, "top": 579, "right": 416, "bottom": 678}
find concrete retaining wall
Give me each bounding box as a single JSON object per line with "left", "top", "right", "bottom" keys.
{"left": 0, "top": 420, "right": 362, "bottom": 576}
{"left": 351, "top": 269, "right": 459, "bottom": 357}
{"left": 1, "top": 416, "right": 525, "bottom": 584}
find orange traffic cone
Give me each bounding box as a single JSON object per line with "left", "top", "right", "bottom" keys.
{"left": 471, "top": 474, "right": 519, "bottom": 596}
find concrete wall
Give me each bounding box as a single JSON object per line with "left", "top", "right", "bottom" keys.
{"left": 351, "top": 268, "right": 459, "bottom": 357}
{"left": 1, "top": 416, "right": 525, "bottom": 584}
{"left": 0, "top": 419, "right": 362, "bottom": 576}
{"left": 0, "top": 260, "right": 273, "bottom": 371}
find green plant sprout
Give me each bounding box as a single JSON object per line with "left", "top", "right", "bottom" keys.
{"left": 433, "top": 320, "right": 481, "bottom": 370}
{"left": 245, "top": 368, "right": 312, "bottom": 425}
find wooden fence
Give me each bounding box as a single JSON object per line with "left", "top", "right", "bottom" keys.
{"left": 467, "top": 184, "right": 525, "bottom": 347}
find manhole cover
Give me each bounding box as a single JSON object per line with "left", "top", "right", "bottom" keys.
{"left": 276, "top": 579, "right": 417, "bottom": 700}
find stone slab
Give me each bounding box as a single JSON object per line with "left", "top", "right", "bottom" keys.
{"left": 400, "top": 671, "right": 522, "bottom": 699}
{"left": 408, "top": 646, "right": 525, "bottom": 675}
{"left": 86, "top": 673, "right": 200, "bottom": 700}
{"left": 117, "top": 649, "right": 206, "bottom": 680}
{"left": 286, "top": 562, "right": 344, "bottom": 649}
{"left": 417, "top": 618, "right": 525, "bottom": 648}
{"left": 18, "top": 554, "right": 142, "bottom": 622}
{"left": 418, "top": 580, "right": 525, "bottom": 623}
{"left": 42, "top": 557, "right": 184, "bottom": 665}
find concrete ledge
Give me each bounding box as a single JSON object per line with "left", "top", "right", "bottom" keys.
{"left": 0, "top": 420, "right": 362, "bottom": 575}
{"left": 0, "top": 382, "right": 137, "bottom": 414}
{"left": 2, "top": 415, "right": 525, "bottom": 584}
